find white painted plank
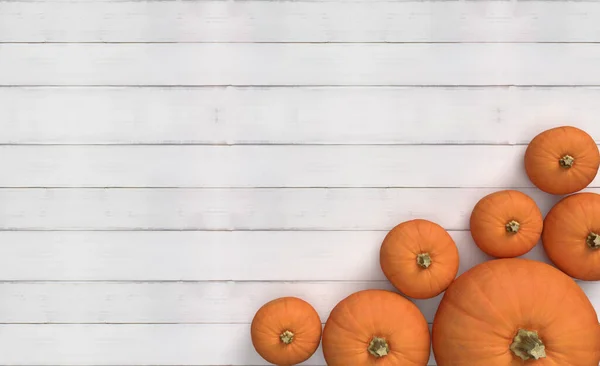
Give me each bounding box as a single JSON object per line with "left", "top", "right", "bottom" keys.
{"left": 3, "top": 1, "right": 600, "bottom": 42}
{"left": 0, "top": 323, "right": 438, "bottom": 365}
{"left": 0, "top": 230, "right": 544, "bottom": 281}
{"left": 0, "top": 280, "right": 597, "bottom": 325}
{"left": 2, "top": 44, "right": 600, "bottom": 86}
{"left": 0, "top": 187, "right": 585, "bottom": 230}
{"left": 3, "top": 86, "right": 600, "bottom": 145}
{"left": 0, "top": 281, "right": 398, "bottom": 323}
{"left": 4, "top": 145, "right": 598, "bottom": 188}
{"left": 0, "top": 323, "right": 323, "bottom": 365}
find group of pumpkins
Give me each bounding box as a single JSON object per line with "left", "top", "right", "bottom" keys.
{"left": 250, "top": 126, "right": 600, "bottom": 366}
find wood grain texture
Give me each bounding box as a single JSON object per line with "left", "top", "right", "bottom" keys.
{"left": 0, "top": 323, "right": 323, "bottom": 365}
{"left": 3, "top": 44, "right": 600, "bottom": 86}
{"left": 0, "top": 230, "right": 548, "bottom": 281}
{"left": 0, "top": 280, "right": 597, "bottom": 325}
{"left": 0, "top": 187, "right": 586, "bottom": 230}
{"left": 3, "top": 145, "right": 599, "bottom": 188}
{"left": 4, "top": 2, "right": 600, "bottom": 365}
{"left": 3, "top": 1, "right": 600, "bottom": 42}
{"left": 0, "top": 323, "right": 437, "bottom": 365}
{"left": 4, "top": 87, "right": 600, "bottom": 145}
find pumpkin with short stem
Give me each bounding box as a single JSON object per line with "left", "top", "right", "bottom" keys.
{"left": 380, "top": 219, "right": 459, "bottom": 299}
{"left": 524, "top": 126, "right": 600, "bottom": 195}
{"left": 322, "top": 289, "right": 430, "bottom": 366}
{"left": 542, "top": 192, "right": 600, "bottom": 281}
{"left": 469, "top": 190, "right": 543, "bottom": 258}
{"left": 432, "top": 258, "right": 600, "bottom": 366}
{"left": 250, "top": 297, "right": 322, "bottom": 366}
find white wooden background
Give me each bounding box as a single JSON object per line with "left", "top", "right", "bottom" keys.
{"left": 2, "top": 1, "right": 600, "bottom": 365}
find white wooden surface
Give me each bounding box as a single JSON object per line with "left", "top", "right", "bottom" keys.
{"left": 3, "top": 87, "right": 600, "bottom": 145}
{"left": 2, "top": 1, "right": 600, "bottom": 43}
{"left": 4, "top": 43, "right": 600, "bottom": 86}
{"left": 2, "top": 145, "right": 600, "bottom": 187}
{"left": 2, "top": 1, "right": 600, "bottom": 365}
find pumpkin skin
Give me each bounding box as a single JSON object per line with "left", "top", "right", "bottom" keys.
{"left": 380, "top": 219, "right": 459, "bottom": 299}
{"left": 469, "top": 190, "right": 543, "bottom": 258}
{"left": 432, "top": 258, "right": 600, "bottom": 366}
{"left": 250, "top": 297, "right": 322, "bottom": 366}
{"left": 322, "top": 289, "right": 430, "bottom": 366}
{"left": 524, "top": 126, "right": 600, "bottom": 195}
{"left": 542, "top": 192, "right": 600, "bottom": 281}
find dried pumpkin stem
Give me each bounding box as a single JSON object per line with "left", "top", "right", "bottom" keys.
{"left": 279, "top": 330, "right": 294, "bottom": 345}
{"left": 559, "top": 154, "right": 575, "bottom": 168}
{"left": 510, "top": 329, "right": 546, "bottom": 361}
{"left": 368, "top": 337, "right": 389, "bottom": 358}
{"left": 587, "top": 232, "right": 600, "bottom": 249}
{"left": 416, "top": 253, "right": 432, "bottom": 269}
{"left": 505, "top": 220, "right": 520, "bottom": 234}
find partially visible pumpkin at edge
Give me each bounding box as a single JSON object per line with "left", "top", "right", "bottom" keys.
{"left": 543, "top": 192, "right": 600, "bottom": 281}
{"left": 432, "top": 258, "right": 600, "bottom": 366}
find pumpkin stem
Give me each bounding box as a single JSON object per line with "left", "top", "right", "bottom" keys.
{"left": 367, "top": 337, "right": 389, "bottom": 358}
{"left": 587, "top": 232, "right": 600, "bottom": 249}
{"left": 416, "top": 253, "right": 431, "bottom": 269}
{"left": 559, "top": 154, "right": 575, "bottom": 168}
{"left": 510, "top": 329, "right": 546, "bottom": 361}
{"left": 505, "top": 220, "right": 520, "bottom": 234}
{"left": 279, "top": 330, "right": 294, "bottom": 345}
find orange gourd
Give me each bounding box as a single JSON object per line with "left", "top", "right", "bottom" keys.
{"left": 250, "top": 297, "right": 322, "bottom": 366}
{"left": 380, "top": 219, "right": 459, "bottom": 299}
{"left": 542, "top": 192, "right": 600, "bottom": 281}
{"left": 322, "top": 289, "right": 430, "bottom": 366}
{"left": 525, "top": 126, "right": 600, "bottom": 195}
{"left": 469, "top": 190, "right": 543, "bottom": 258}
{"left": 432, "top": 258, "right": 600, "bottom": 366}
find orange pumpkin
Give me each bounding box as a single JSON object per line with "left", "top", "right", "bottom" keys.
{"left": 542, "top": 192, "right": 600, "bottom": 281}
{"left": 524, "top": 126, "right": 600, "bottom": 195}
{"left": 380, "top": 219, "right": 459, "bottom": 299}
{"left": 432, "top": 258, "right": 600, "bottom": 366}
{"left": 250, "top": 297, "right": 322, "bottom": 366}
{"left": 322, "top": 289, "right": 430, "bottom": 366}
{"left": 469, "top": 190, "right": 543, "bottom": 258}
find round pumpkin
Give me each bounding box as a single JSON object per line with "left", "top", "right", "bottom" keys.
{"left": 524, "top": 126, "right": 600, "bottom": 195}
{"left": 380, "top": 219, "right": 459, "bottom": 299}
{"left": 469, "top": 190, "right": 543, "bottom": 258}
{"left": 432, "top": 258, "right": 600, "bottom": 366}
{"left": 542, "top": 192, "right": 600, "bottom": 281}
{"left": 322, "top": 289, "right": 430, "bottom": 366}
{"left": 250, "top": 297, "right": 322, "bottom": 366}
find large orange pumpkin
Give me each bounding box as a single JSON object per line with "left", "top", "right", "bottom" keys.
{"left": 432, "top": 258, "right": 600, "bottom": 366}
{"left": 322, "top": 289, "right": 430, "bottom": 366}
{"left": 524, "top": 126, "right": 600, "bottom": 195}
{"left": 250, "top": 297, "right": 322, "bottom": 366}
{"left": 380, "top": 219, "right": 459, "bottom": 299}
{"left": 542, "top": 192, "right": 600, "bottom": 281}
{"left": 469, "top": 190, "right": 543, "bottom": 258}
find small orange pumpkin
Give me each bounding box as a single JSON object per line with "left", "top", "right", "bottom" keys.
{"left": 322, "top": 289, "right": 430, "bottom": 366}
{"left": 380, "top": 219, "right": 459, "bottom": 299}
{"left": 542, "top": 192, "right": 600, "bottom": 280}
{"left": 250, "top": 297, "right": 322, "bottom": 366}
{"left": 433, "top": 258, "right": 600, "bottom": 366}
{"left": 469, "top": 190, "right": 543, "bottom": 258}
{"left": 524, "top": 126, "right": 600, "bottom": 195}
